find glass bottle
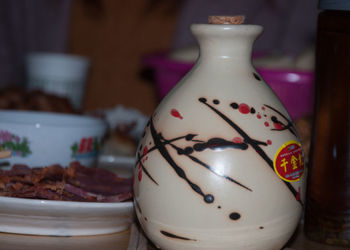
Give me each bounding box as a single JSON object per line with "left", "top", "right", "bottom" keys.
{"left": 304, "top": 0, "right": 350, "bottom": 247}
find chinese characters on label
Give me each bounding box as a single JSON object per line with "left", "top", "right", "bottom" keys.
{"left": 274, "top": 141, "right": 304, "bottom": 182}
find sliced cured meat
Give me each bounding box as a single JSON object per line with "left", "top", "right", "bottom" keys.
{"left": 0, "top": 162, "right": 132, "bottom": 202}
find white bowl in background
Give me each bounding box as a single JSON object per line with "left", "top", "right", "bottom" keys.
{"left": 0, "top": 110, "right": 107, "bottom": 168}
{"left": 26, "top": 52, "right": 90, "bottom": 110}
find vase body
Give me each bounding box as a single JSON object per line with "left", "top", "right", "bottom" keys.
{"left": 133, "top": 24, "right": 306, "bottom": 250}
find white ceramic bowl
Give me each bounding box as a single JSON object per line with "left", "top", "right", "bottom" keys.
{"left": 0, "top": 110, "right": 107, "bottom": 168}
{"left": 26, "top": 52, "right": 90, "bottom": 109}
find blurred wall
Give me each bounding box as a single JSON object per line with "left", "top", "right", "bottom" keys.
{"left": 67, "top": 0, "right": 181, "bottom": 115}
{"left": 0, "top": 0, "right": 71, "bottom": 88}
{"left": 173, "top": 0, "right": 318, "bottom": 56}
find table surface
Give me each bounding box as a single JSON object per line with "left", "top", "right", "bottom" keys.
{"left": 1, "top": 225, "right": 349, "bottom": 250}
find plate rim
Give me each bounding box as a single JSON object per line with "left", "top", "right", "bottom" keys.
{"left": 0, "top": 195, "right": 133, "bottom": 209}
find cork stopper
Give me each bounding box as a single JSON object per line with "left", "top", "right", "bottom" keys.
{"left": 208, "top": 15, "right": 245, "bottom": 25}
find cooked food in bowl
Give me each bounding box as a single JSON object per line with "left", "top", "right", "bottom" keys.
{"left": 0, "top": 161, "right": 132, "bottom": 202}
{"left": 0, "top": 86, "right": 77, "bottom": 113}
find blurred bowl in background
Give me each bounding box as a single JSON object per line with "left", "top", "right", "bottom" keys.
{"left": 257, "top": 67, "right": 314, "bottom": 119}
{"left": 26, "top": 52, "right": 90, "bottom": 110}
{"left": 0, "top": 110, "right": 107, "bottom": 168}
{"left": 98, "top": 155, "right": 135, "bottom": 178}
{"left": 143, "top": 52, "right": 314, "bottom": 119}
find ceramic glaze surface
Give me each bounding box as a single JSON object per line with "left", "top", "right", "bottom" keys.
{"left": 133, "top": 24, "right": 306, "bottom": 250}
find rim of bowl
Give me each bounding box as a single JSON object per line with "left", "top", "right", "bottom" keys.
{"left": 26, "top": 52, "right": 90, "bottom": 65}
{"left": 0, "top": 110, "right": 106, "bottom": 128}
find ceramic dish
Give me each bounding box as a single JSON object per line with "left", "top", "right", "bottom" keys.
{"left": 0, "top": 196, "right": 134, "bottom": 236}
{"left": 0, "top": 110, "right": 107, "bottom": 168}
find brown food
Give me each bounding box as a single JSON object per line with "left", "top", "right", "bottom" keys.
{"left": 0, "top": 86, "right": 77, "bottom": 113}
{"left": 0, "top": 162, "right": 132, "bottom": 202}
{"left": 208, "top": 15, "right": 245, "bottom": 25}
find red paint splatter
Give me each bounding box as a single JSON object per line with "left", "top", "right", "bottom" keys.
{"left": 233, "top": 137, "right": 243, "bottom": 144}
{"left": 238, "top": 103, "right": 250, "bottom": 114}
{"left": 143, "top": 146, "right": 148, "bottom": 156}
{"left": 257, "top": 114, "right": 262, "bottom": 119}
{"left": 171, "top": 109, "right": 183, "bottom": 119}
{"left": 267, "top": 140, "right": 272, "bottom": 145}
{"left": 261, "top": 106, "right": 266, "bottom": 110}
{"left": 264, "top": 122, "right": 269, "bottom": 127}
{"left": 142, "top": 146, "right": 149, "bottom": 163}
{"left": 138, "top": 163, "right": 141, "bottom": 169}
{"left": 296, "top": 187, "right": 301, "bottom": 201}
{"left": 273, "top": 123, "right": 283, "bottom": 130}
{"left": 138, "top": 169, "right": 142, "bottom": 181}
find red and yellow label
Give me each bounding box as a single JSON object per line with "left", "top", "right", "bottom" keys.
{"left": 274, "top": 140, "right": 304, "bottom": 182}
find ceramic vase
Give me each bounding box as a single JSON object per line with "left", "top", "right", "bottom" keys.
{"left": 133, "top": 23, "right": 306, "bottom": 250}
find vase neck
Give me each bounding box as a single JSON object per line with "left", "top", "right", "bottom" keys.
{"left": 191, "top": 24, "right": 263, "bottom": 64}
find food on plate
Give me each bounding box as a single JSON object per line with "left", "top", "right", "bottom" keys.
{"left": 208, "top": 15, "right": 245, "bottom": 24}
{"left": 0, "top": 161, "right": 132, "bottom": 202}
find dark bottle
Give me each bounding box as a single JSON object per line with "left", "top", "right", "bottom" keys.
{"left": 304, "top": 0, "right": 350, "bottom": 247}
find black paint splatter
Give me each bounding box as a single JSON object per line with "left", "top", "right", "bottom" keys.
{"left": 148, "top": 119, "right": 253, "bottom": 203}
{"left": 253, "top": 72, "right": 261, "bottom": 81}
{"left": 185, "top": 134, "right": 197, "bottom": 141}
{"left": 264, "top": 105, "right": 296, "bottom": 136}
{"left": 230, "top": 102, "right": 239, "bottom": 109}
{"left": 193, "top": 138, "right": 248, "bottom": 152}
{"left": 149, "top": 121, "right": 214, "bottom": 203}
{"left": 137, "top": 152, "right": 159, "bottom": 185}
{"left": 229, "top": 212, "right": 241, "bottom": 220}
{"left": 177, "top": 146, "right": 194, "bottom": 155}
{"left": 160, "top": 231, "right": 196, "bottom": 241}
{"left": 204, "top": 194, "right": 214, "bottom": 203}
{"left": 199, "top": 98, "right": 301, "bottom": 205}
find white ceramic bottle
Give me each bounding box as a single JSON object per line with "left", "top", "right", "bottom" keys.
{"left": 134, "top": 17, "right": 306, "bottom": 250}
